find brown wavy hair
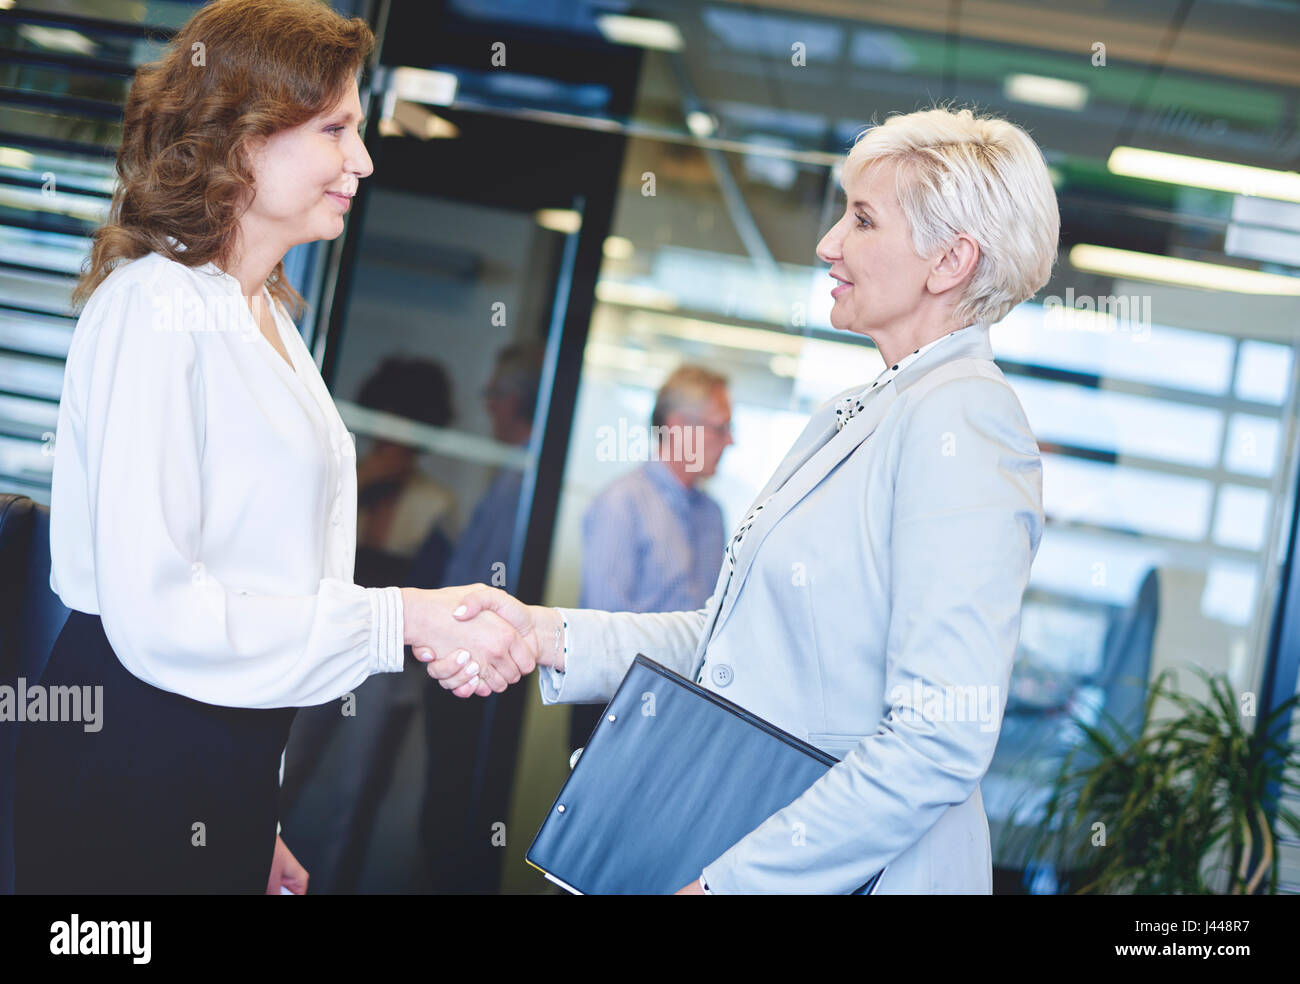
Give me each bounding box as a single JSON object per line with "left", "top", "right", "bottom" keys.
{"left": 73, "top": 0, "right": 375, "bottom": 314}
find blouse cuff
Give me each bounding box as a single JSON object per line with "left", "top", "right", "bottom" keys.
{"left": 368, "top": 585, "right": 405, "bottom": 674}
{"left": 538, "top": 610, "right": 569, "bottom": 703}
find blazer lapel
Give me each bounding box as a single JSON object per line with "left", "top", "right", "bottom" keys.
{"left": 694, "top": 323, "right": 1000, "bottom": 658}
{"left": 705, "top": 382, "right": 900, "bottom": 645}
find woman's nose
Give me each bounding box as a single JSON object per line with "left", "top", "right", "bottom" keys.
{"left": 349, "top": 134, "right": 374, "bottom": 179}
{"left": 816, "top": 221, "right": 842, "bottom": 264}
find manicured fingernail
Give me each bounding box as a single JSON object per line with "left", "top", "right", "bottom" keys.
{"left": 466, "top": 662, "right": 479, "bottom": 676}
{"left": 454, "top": 650, "right": 470, "bottom": 665}
{"left": 467, "top": 676, "right": 479, "bottom": 690}
{"left": 453, "top": 605, "right": 467, "bottom": 617}
{"left": 416, "top": 649, "right": 432, "bottom": 661}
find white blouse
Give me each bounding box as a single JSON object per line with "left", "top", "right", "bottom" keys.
{"left": 47, "top": 250, "right": 405, "bottom": 709}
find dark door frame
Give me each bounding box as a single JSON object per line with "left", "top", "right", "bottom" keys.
{"left": 307, "top": 1, "right": 640, "bottom": 892}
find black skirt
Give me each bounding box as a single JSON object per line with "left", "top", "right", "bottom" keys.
{"left": 13, "top": 610, "right": 296, "bottom": 894}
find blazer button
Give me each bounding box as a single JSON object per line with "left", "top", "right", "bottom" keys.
{"left": 710, "top": 663, "right": 733, "bottom": 688}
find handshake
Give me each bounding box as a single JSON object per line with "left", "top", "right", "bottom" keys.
{"left": 398, "top": 585, "right": 564, "bottom": 698}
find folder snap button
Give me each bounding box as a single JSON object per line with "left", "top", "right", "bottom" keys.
{"left": 607, "top": 713, "right": 616, "bottom": 723}
{"left": 710, "top": 663, "right": 733, "bottom": 687}
{"left": 557, "top": 804, "right": 565, "bottom": 813}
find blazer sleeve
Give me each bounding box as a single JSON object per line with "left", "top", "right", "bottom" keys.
{"left": 701, "top": 374, "right": 1044, "bottom": 893}
{"left": 71, "top": 278, "right": 404, "bottom": 709}
{"left": 537, "top": 603, "right": 714, "bottom": 705}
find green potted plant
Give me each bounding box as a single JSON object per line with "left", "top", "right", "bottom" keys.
{"left": 1009, "top": 666, "right": 1300, "bottom": 894}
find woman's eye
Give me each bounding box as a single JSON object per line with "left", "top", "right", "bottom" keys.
{"left": 856, "top": 213, "right": 872, "bottom": 228}
{"left": 325, "top": 125, "right": 345, "bottom": 135}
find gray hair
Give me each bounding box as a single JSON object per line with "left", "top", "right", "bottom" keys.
{"left": 652, "top": 365, "right": 728, "bottom": 428}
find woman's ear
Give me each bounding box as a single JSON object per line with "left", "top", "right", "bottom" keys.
{"left": 927, "top": 234, "right": 980, "bottom": 296}
{"left": 230, "top": 134, "right": 264, "bottom": 212}
{"left": 237, "top": 133, "right": 265, "bottom": 176}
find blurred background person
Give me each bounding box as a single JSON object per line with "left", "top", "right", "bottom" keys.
{"left": 354, "top": 357, "right": 459, "bottom": 587}
{"left": 280, "top": 355, "right": 457, "bottom": 894}
{"left": 569, "top": 366, "right": 732, "bottom": 752}
{"left": 437, "top": 342, "right": 544, "bottom": 592}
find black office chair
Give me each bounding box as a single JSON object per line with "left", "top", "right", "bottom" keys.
{"left": 0, "top": 493, "right": 71, "bottom": 894}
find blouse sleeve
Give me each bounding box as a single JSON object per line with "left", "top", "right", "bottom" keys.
{"left": 70, "top": 276, "right": 404, "bottom": 709}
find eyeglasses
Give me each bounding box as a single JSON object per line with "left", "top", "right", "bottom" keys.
{"left": 694, "top": 419, "right": 733, "bottom": 438}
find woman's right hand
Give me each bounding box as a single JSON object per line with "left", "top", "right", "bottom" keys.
{"left": 400, "top": 586, "right": 539, "bottom": 697}
{"left": 420, "top": 586, "right": 562, "bottom": 698}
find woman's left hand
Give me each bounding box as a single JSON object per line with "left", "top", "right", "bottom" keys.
{"left": 674, "top": 879, "right": 704, "bottom": 895}
{"left": 265, "top": 835, "right": 309, "bottom": 895}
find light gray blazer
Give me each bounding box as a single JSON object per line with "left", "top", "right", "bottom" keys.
{"left": 540, "top": 323, "right": 1044, "bottom": 894}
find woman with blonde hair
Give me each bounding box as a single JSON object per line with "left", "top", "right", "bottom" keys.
{"left": 14, "top": 0, "right": 534, "bottom": 894}
{"left": 447, "top": 106, "right": 1059, "bottom": 894}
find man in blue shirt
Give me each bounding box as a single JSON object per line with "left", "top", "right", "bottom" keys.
{"left": 570, "top": 366, "right": 733, "bottom": 750}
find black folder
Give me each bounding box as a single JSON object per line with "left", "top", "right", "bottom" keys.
{"left": 526, "top": 654, "right": 886, "bottom": 894}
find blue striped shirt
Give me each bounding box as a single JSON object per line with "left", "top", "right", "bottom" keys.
{"left": 580, "top": 460, "right": 725, "bottom": 613}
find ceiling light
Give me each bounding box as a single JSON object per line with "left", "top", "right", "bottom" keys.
{"left": 0, "top": 146, "right": 35, "bottom": 169}
{"left": 686, "top": 111, "right": 716, "bottom": 138}
{"left": 380, "top": 100, "right": 459, "bottom": 140}
{"left": 596, "top": 14, "right": 684, "bottom": 52}
{"left": 594, "top": 281, "right": 677, "bottom": 310}
{"left": 389, "top": 67, "right": 458, "bottom": 107}
{"left": 1004, "top": 74, "right": 1088, "bottom": 111}
{"left": 642, "top": 314, "right": 804, "bottom": 356}
{"left": 602, "top": 236, "right": 634, "bottom": 260}
{"left": 1108, "top": 147, "right": 1300, "bottom": 203}
{"left": 17, "top": 24, "right": 95, "bottom": 55}
{"left": 1069, "top": 244, "right": 1300, "bottom": 295}
{"left": 535, "top": 209, "right": 582, "bottom": 235}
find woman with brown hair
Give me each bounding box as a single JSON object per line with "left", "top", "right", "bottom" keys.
{"left": 14, "top": 0, "right": 535, "bottom": 894}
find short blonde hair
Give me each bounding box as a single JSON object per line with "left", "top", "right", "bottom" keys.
{"left": 844, "top": 106, "right": 1060, "bottom": 327}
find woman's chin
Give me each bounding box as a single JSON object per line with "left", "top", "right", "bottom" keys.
{"left": 829, "top": 310, "right": 864, "bottom": 336}
{"left": 310, "top": 219, "right": 346, "bottom": 243}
